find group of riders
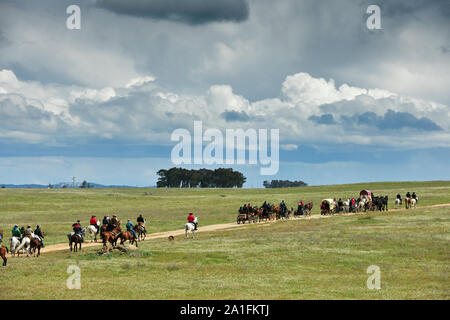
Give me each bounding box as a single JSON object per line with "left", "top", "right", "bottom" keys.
{"left": 71, "top": 214, "right": 147, "bottom": 243}
{"left": 396, "top": 192, "right": 418, "bottom": 204}
{"left": 239, "top": 199, "right": 308, "bottom": 220}
{"left": 1, "top": 211, "right": 199, "bottom": 254}
{"left": 0, "top": 224, "right": 45, "bottom": 247}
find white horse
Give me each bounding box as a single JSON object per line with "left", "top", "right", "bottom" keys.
{"left": 395, "top": 198, "right": 401, "bottom": 206}
{"left": 15, "top": 234, "right": 33, "bottom": 256}
{"left": 410, "top": 198, "right": 417, "bottom": 208}
{"left": 358, "top": 198, "right": 366, "bottom": 211}
{"left": 185, "top": 217, "right": 198, "bottom": 239}
{"left": 8, "top": 236, "right": 22, "bottom": 256}
{"left": 86, "top": 221, "right": 100, "bottom": 242}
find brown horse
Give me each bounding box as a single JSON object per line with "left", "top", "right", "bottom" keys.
{"left": 304, "top": 202, "right": 313, "bottom": 216}
{"left": 102, "top": 224, "right": 121, "bottom": 248}
{"left": 69, "top": 234, "right": 83, "bottom": 252}
{"left": 119, "top": 230, "right": 138, "bottom": 247}
{"left": 30, "top": 232, "right": 44, "bottom": 257}
{"left": 0, "top": 245, "right": 8, "bottom": 266}
{"left": 405, "top": 197, "right": 411, "bottom": 209}
{"left": 134, "top": 224, "right": 146, "bottom": 241}
{"left": 258, "top": 206, "right": 273, "bottom": 222}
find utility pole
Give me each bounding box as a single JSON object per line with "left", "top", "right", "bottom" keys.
{"left": 72, "top": 176, "right": 76, "bottom": 188}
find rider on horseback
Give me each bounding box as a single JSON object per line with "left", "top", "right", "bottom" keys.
{"left": 34, "top": 225, "right": 44, "bottom": 247}
{"left": 126, "top": 219, "right": 138, "bottom": 240}
{"left": 12, "top": 224, "right": 22, "bottom": 239}
{"left": 297, "top": 200, "right": 304, "bottom": 215}
{"left": 187, "top": 213, "right": 197, "bottom": 230}
{"left": 280, "top": 200, "right": 287, "bottom": 214}
{"left": 412, "top": 192, "right": 417, "bottom": 202}
{"left": 73, "top": 220, "right": 84, "bottom": 242}
{"left": 110, "top": 215, "right": 119, "bottom": 229}
{"left": 90, "top": 215, "right": 99, "bottom": 233}
{"left": 137, "top": 214, "right": 146, "bottom": 232}
{"left": 24, "top": 225, "right": 33, "bottom": 237}
{"left": 406, "top": 192, "right": 411, "bottom": 198}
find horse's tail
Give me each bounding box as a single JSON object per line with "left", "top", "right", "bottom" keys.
{"left": 5, "top": 246, "right": 8, "bottom": 254}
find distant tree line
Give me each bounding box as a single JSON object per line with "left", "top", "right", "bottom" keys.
{"left": 157, "top": 167, "right": 246, "bottom": 188}
{"left": 263, "top": 180, "right": 308, "bottom": 188}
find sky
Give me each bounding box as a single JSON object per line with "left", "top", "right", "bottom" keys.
{"left": 0, "top": 0, "right": 449, "bottom": 187}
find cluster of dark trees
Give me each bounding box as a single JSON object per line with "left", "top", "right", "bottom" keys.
{"left": 263, "top": 180, "right": 308, "bottom": 188}
{"left": 157, "top": 167, "right": 246, "bottom": 188}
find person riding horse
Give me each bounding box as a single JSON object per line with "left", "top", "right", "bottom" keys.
{"left": 12, "top": 224, "right": 22, "bottom": 240}
{"left": 280, "top": 200, "right": 287, "bottom": 215}
{"left": 137, "top": 214, "right": 146, "bottom": 231}
{"left": 110, "top": 215, "right": 119, "bottom": 230}
{"left": 397, "top": 193, "right": 402, "bottom": 204}
{"left": 406, "top": 192, "right": 411, "bottom": 199}
{"left": 34, "top": 225, "right": 44, "bottom": 247}
{"left": 187, "top": 213, "right": 197, "bottom": 230}
{"left": 337, "top": 198, "right": 344, "bottom": 213}
{"left": 24, "top": 225, "right": 33, "bottom": 238}
{"left": 412, "top": 192, "right": 417, "bottom": 202}
{"left": 297, "top": 200, "right": 304, "bottom": 215}
{"left": 90, "top": 215, "right": 99, "bottom": 233}
{"left": 72, "top": 221, "right": 84, "bottom": 242}
{"left": 126, "top": 219, "right": 138, "bottom": 240}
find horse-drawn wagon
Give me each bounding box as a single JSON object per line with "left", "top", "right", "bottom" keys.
{"left": 320, "top": 199, "right": 335, "bottom": 215}
{"left": 236, "top": 208, "right": 256, "bottom": 224}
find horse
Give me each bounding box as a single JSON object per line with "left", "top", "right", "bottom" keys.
{"left": 358, "top": 198, "right": 366, "bottom": 212}
{"left": 410, "top": 198, "right": 417, "bottom": 209}
{"left": 8, "top": 236, "right": 22, "bottom": 256}
{"left": 15, "top": 234, "right": 32, "bottom": 256}
{"left": 304, "top": 202, "right": 313, "bottom": 216}
{"left": 68, "top": 233, "right": 83, "bottom": 252}
{"left": 259, "top": 206, "right": 273, "bottom": 222}
{"left": 395, "top": 198, "right": 401, "bottom": 206}
{"left": 87, "top": 221, "right": 100, "bottom": 242}
{"left": 185, "top": 217, "right": 198, "bottom": 239}
{"left": 119, "top": 230, "right": 138, "bottom": 247}
{"left": 30, "top": 232, "right": 44, "bottom": 257}
{"left": 102, "top": 224, "right": 121, "bottom": 248}
{"left": 405, "top": 197, "right": 412, "bottom": 209}
{"left": 0, "top": 245, "right": 8, "bottom": 266}
{"left": 134, "top": 223, "right": 146, "bottom": 241}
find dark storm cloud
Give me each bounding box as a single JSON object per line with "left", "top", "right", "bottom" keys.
{"left": 94, "top": 0, "right": 249, "bottom": 24}
{"left": 308, "top": 114, "right": 336, "bottom": 125}
{"left": 341, "top": 110, "right": 442, "bottom": 132}
{"left": 220, "top": 110, "right": 250, "bottom": 122}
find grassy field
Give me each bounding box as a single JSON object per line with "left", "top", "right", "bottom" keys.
{"left": 1, "top": 180, "right": 450, "bottom": 245}
{"left": 0, "top": 181, "right": 449, "bottom": 299}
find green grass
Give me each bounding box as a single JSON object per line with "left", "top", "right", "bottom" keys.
{"left": 0, "top": 181, "right": 449, "bottom": 299}
{"left": 1, "top": 205, "right": 448, "bottom": 299}
{"left": 1, "top": 180, "right": 450, "bottom": 244}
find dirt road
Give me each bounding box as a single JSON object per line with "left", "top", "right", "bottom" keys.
{"left": 8, "top": 203, "right": 450, "bottom": 256}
